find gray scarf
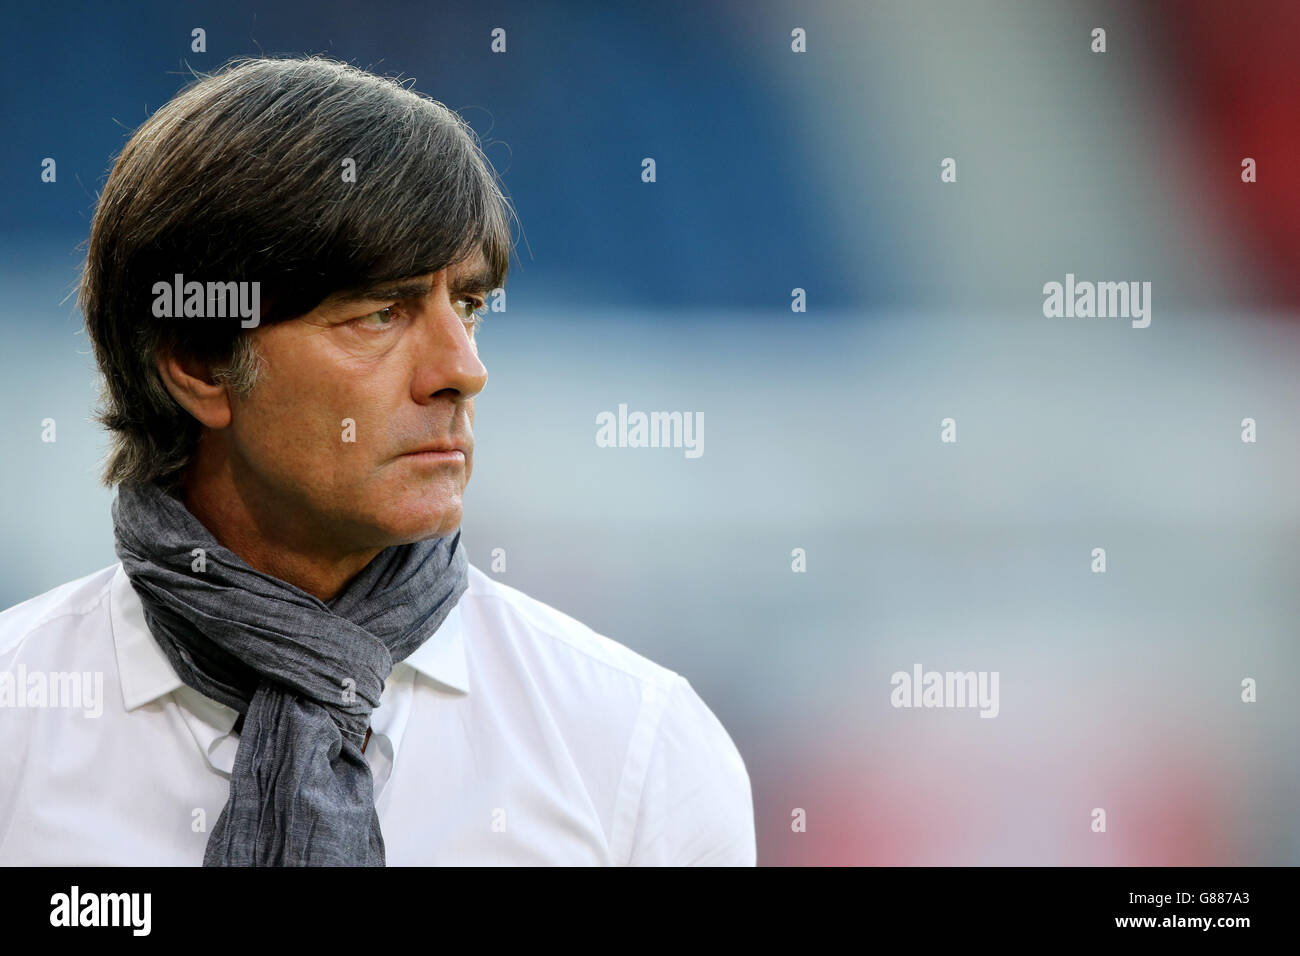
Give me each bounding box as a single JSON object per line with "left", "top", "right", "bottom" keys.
{"left": 111, "top": 480, "right": 468, "bottom": 866}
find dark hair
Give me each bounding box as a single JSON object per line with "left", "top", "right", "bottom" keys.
{"left": 79, "top": 55, "right": 515, "bottom": 487}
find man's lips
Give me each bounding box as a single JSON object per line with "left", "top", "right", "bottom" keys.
{"left": 397, "top": 442, "right": 470, "bottom": 462}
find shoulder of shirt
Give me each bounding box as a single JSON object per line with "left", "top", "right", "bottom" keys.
{"left": 458, "top": 563, "right": 754, "bottom": 863}
{"left": 0, "top": 564, "right": 118, "bottom": 658}
{"left": 461, "top": 563, "right": 682, "bottom": 692}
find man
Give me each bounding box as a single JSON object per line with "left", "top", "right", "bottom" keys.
{"left": 0, "top": 56, "right": 754, "bottom": 866}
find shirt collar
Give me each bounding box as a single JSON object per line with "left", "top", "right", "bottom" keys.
{"left": 109, "top": 562, "right": 471, "bottom": 713}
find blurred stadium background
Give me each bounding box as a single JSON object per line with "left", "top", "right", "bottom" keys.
{"left": 1, "top": 0, "right": 1296, "bottom": 864}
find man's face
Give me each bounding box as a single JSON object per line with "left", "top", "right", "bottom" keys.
{"left": 222, "top": 254, "right": 494, "bottom": 554}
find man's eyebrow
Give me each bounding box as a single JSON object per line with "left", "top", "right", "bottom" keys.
{"left": 328, "top": 266, "right": 499, "bottom": 307}
{"left": 329, "top": 280, "right": 435, "bottom": 305}
{"left": 449, "top": 266, "right": 500, "bottom": 295}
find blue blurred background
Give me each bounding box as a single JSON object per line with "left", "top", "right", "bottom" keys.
{"left": 2, "top": 0, "right": 1297, "bottom": 864}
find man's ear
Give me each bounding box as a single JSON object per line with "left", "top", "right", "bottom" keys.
{"left": 156, "top": 348, "right": 233, "bottom": 429}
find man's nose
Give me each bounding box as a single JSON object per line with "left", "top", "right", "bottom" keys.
{"left": 410, "top": 297, "right": 488, "bottom": 404}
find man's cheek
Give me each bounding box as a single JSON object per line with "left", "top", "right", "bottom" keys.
{"left": 267, "top": 410, "right": 351, "bottom": 478}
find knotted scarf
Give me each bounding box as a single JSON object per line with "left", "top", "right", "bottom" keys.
{"left": 111, "top": 480, "right": 468, "bottom": 866}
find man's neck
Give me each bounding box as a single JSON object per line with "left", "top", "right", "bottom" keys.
{"left": 179, "top": 460, "right": 382, "bottom": 604}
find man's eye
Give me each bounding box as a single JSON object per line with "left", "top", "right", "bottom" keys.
{"left": 455, "top": 296, "right": 485, "bottom": 321}
{"left": 356, "top": 306, "right": 397, "bottom": 328}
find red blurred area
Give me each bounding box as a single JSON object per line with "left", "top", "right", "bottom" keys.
{"left": 1156, "top": 1, "right": 1300, "bottom": 310}
{"left": 754, "top": 721, "right": 1242, "bottom": 866}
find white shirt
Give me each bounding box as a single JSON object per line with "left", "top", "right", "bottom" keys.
{"left": 0, "top": 562, "right": 754, "bottom": 866}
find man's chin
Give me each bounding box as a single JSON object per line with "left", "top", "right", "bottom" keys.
{"left": 373, "top": 502, "right": 464, "bottom": 547}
